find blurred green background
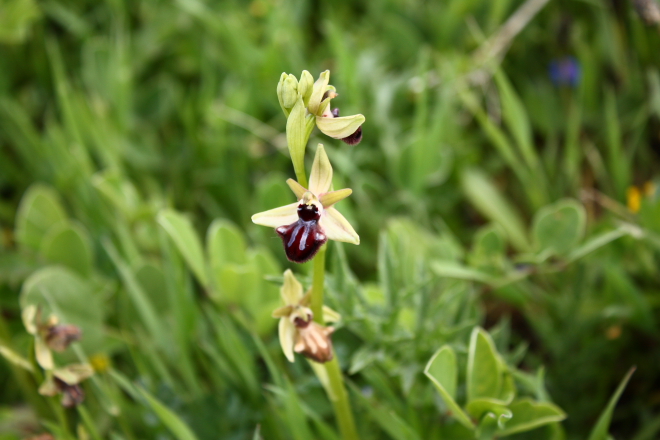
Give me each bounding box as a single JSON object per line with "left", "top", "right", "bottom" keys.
{"left": 1, "top": 0, "right": 660, "bottom": 439}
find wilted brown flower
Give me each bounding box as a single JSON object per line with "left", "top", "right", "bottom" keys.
{"left": 45, "top": 324, "right": 82, "bottom": 352}
{"left": 293, "top": 318, "right": 335, "bottom": 363}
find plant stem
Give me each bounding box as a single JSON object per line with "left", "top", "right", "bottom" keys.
{"left": 325, "top": 357, "right": 360, "bottom": 440}
{"left": 310, "top": 246, "right": 359, "bottom": 440}
{"left": 311, "top": 245, "right": 326, "bottom": 323}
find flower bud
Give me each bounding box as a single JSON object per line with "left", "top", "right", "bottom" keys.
{"left": 298, "top": 70, "right": 314, "bottom": 105}
{"left": 45, "top": 324, "right": 82, "bottom": 352}
{"left": 278, "top": 74, "right": 299, "bottom": 111}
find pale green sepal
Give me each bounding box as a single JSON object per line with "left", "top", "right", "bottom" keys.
{"left": 251, "top": 202, "right": 298, "bottom": 228}
{"left": 320, "top": 207, "right": 359, "bottom": 245}
{"left": 22, "top": 305, "right": 38, "bottom": 335}
{"left": 308, "top": 70, "right": 330, "bottom": 116}
{"left": 316, "top": 114, "right": 365, "bottom": 139}
{"left": 424, "top": 345, "right": 475, "bottom": 429}
{"left": 298, "top": 70, "right": 314, "bottom": 106}
{"left": 278, "top": 318, "right": 296, "bottom": 362}
{"left": 320, "top": 188, "right": 352, "bottom": 208}
{"left": 281, "top": 269, "right": 304, "bottom": 305}
{"left": 308, "top": 144, "right": 333, "bottom": 195}
{"left": 35, "top": 337, "right": 53, "bottom": 370}
{"left": 286, "top": 178, "right": 307, "bottom": 199}
{"left": 53, "top": 363, "right": 94, "bottom": 385}
{"left": 322, "top": 305, "right": 341, "bottom": 323}
{"left": 286, "top": 95, "right": 310, "bottom": 185}
{"left": 281, "top": 74, "right": 299, "bottom": 109}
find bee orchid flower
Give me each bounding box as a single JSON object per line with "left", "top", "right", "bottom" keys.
{"left": 271, "top": 270, "right": 340, "bottom": 363}
{"left": 251, "top": 144, "right": 359, "bottom": 263}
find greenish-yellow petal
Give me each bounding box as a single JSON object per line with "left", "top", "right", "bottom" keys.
{"left": 320, "top": 188, "right": 352, "bottom": 207}
{"left": 272, "top": 305, "right": 293, "bottom": 318}
{"left": 322, "top": 305, "right": 341, "bottom": 323}
{"left": 286, "top": 178, "right": 307, "bottom": 199}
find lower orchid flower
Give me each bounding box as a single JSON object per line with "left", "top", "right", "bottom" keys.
{"left": 251, "top": 144, "right": 359, "bottom": 263}
{"left": 272, "top": 269, "right": 340, "bottom": 363}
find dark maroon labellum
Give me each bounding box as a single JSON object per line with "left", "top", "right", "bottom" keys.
{"left": 276, "top": 203, "right": 327, "bottom": 263}
{"left": 341, "top": 126, "right": 362, "bottom": 146}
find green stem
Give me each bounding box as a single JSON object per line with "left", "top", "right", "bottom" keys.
{"left": 310, "top": 246, "right": 359, "bottom": 440}
{"left": 325, "top": 357, "right": 360, "bottom": 440}
{"left": 311, "top": 245, "right": 326, "bottom": 323}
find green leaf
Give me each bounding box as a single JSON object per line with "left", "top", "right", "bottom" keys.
{"left": 349, "top": 382, "right": 423, "bottom": 440}
{"left": 206, "top": 219, "right": 247, "bottom": 266}
{"left": 532, "top": 199, "right": 586, "bottom": 255}
{"left": 138, "top": 387, "right": 200, "bottom": 440}
{"left": 20, "top": 266, "right": 106, "bottom": 353}
{"left": 566, "top": 227, "right": 628, "bottom": 263}
{"left": 157, "top": 209, "right": 209, "bottom": 288}
{"left": 499, "top": 399, "right": 567, "bottom": 437}
{"left": 15, "top": 184, "right": 68, "bottom": 252}
{"left": 494, "top": 70, "right": 538, "bottom": 172}
{"left": 39, "top": 221, "right": 93, "bottom": 277}
{"left": 467, "top": 327, "right": 504, "bottom": 403}
{"left": 587, "top": 367, "right": 635, "bottom": 440}
{"left": 111, "top": 370, "right": 199, "bottom": 440}
{"left": 424, "top": 346, "right": 474, "bottom": 429}
{"left": 91, "top": 169, "right": 141, "bottom": 219}
{"left": 431, "top": 261, "right": 497, "bottom": 284}
{"left": 461, "top": 169, "right": 531, "bottom": 252}
{"left": 472, "top": 225, "right": 505, "bottom": 258}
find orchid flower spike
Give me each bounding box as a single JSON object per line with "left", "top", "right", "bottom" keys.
{"left": 271, "top": 269, "right": 341, "bottom": 363}
{"left": 251, "top": 144, "right": 359, "bottom": 263}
